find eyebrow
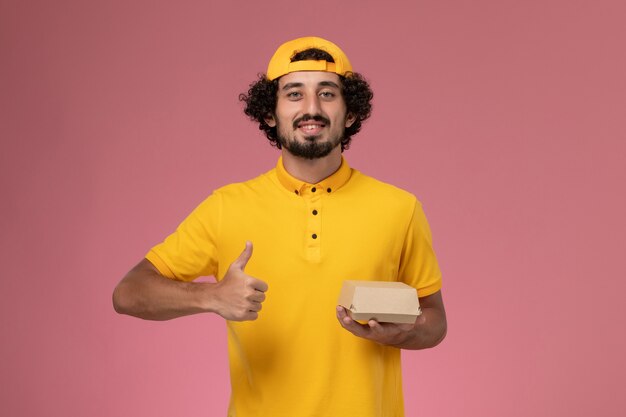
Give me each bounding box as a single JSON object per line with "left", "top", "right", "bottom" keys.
{"left": 319, "top": 81, "right": 341, "bottom": 89}
{"left": 282, "top": 82, "right": 304, "bottom": 90}
{"left": 281, "top": 80, "right": 341, "bottom": 90}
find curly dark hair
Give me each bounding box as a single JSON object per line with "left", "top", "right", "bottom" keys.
{"left": 239, "top": 49, "right": 373, "bottom": 151}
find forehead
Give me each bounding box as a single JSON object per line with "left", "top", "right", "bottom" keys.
{"left": 277, "top": 71, "right": 342, "bottom": 89}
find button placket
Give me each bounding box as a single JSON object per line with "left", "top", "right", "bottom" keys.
{"left": 304, "top": 185, "right": 322, "bottom": 262}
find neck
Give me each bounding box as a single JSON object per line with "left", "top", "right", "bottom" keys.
{"left": 281, "top": 147, "right": 342, "bottom": 184}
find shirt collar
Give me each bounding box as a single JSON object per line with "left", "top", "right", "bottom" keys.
{"left": 275, "top": 156, "right": 352, "bottom": 195}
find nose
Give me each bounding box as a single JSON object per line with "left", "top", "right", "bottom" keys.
{"left": 304, "top": 93, "right": 322, "bottom": 115}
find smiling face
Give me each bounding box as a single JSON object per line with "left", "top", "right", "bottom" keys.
{"left": 265, "top": 71, "right": 356, "bottom": 159}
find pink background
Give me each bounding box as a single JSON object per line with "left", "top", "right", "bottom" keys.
{"left": 1, "top": 1, "right": 625, "bottom": 416}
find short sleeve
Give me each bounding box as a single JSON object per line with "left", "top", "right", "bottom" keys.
{"left": 145, "top": 192, "right": 222, "bottom": 281}
{"left": 398, "top": 200, "right": 443, "bottom": 297}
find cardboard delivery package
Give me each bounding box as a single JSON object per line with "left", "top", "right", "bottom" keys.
{"left": 337, "top": 280, "right": 422, "bottom": 324}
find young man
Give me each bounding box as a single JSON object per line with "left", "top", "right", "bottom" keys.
{"left": 113, "top": 36, "right": 447, "bottom": 417}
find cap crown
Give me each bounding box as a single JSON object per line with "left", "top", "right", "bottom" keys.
{"left": 266, "top": 36, "right": 352, "bottom": 81}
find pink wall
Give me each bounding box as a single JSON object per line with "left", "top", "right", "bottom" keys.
{"left": 2, "top": 1, "right": 625, "bottom": 416}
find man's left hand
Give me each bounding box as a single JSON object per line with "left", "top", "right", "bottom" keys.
{"left": 336, "top": 306, "right": 423, "bottom": 347}
{"left": 335, "top": 291, "right": 447, "bottom": 350}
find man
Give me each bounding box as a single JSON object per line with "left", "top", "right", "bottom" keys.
{"left": 113, "top": 36, "right": 447, "bottom": 417}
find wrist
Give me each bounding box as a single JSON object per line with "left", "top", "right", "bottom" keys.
{"left": 191, "top": 281, "right": 219, "bottom": 314}
{"left": 390, "top": 326, "right": 417, "bottom": 348}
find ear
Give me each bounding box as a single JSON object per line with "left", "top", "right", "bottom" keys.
{"left": 345, "top": 113, "right": 356, "bottom": 128}
{"left": 264, "top": 114, "right": 276, "bottom": 127}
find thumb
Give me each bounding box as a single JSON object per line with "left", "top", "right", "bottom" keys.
{"left": 231, "top": 241, "right": 253, "bottom": 271}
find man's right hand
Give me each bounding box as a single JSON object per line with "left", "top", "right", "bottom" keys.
{"left": 212, "top": 241, "right": 268, "bottom": 321}
{"left": 113, "top": 241, "right": 268, "bottom": 321}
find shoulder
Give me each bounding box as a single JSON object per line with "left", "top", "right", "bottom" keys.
{"left": 189, "top": 169, "right": 282, "bottom": 218}
{"left": 183, "top": 170, "right": 277, "bottom": 222}
{"left": 348, "top": 168, "right": 419, "bottom": 208}
{"left": 210, "top": 168, "right": 277, "bottom": 200}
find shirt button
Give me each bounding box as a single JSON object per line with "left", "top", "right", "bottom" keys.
{"left": 312, "top": 210, "right": 318, "bottom": 215}
{"left": 312, "top": 233, "right": 317, "bottom": 239}
{"left": 311, "top": 187, "right": 316, "bottom": 192}
{"left": 327, "top": 188, "right": 332, "bottom": 193}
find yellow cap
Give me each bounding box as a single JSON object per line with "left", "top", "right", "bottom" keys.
{"left": 266, "top": 36, "right": 353, "bottom": 81}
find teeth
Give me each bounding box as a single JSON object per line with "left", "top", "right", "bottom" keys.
{"left": 302, "top": 124, "right": 321, "bottom": 130}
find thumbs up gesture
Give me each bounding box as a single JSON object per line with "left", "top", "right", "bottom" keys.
{"left": 213, "top": 241, "right": 268, "bottom": 321}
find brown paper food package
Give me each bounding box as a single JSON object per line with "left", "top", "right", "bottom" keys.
{"left": 337, "top": 280, "right": 422, "bottom": 324}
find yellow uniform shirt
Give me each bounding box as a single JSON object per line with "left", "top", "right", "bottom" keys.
{"left": 147, "top": 157, "right": 442, "bottom": 417}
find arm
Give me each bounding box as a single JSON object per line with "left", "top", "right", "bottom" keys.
{"left": 336, "top": 290, "right": 447, "bottom": 350}
{"left": 113, "top": 242, "right": 268, "bottom": 321}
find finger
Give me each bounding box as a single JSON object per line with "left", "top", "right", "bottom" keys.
{"left": 231, "top": 241, "right": 253, "bottom": 271}
{"left": 368, "top": 319, "right": 382, "bottom": 329}
{"left": 248, "top": 301, "right": 262, "bottom": 312}
{"left": 336, "top": 306, "right": 369, "bottom": 337}
{"left": 336, "top": 305, "right": 347, "bottom": 318}
{"left": 250, "top": 278, "right": 268, "bottom": 293}
{"left": 336, "top": 305, "right": 350, "bottom": 324}
{"left": 368, "top": 320, "right": 387, "bottom": 335}
{"left": 343, "top": 319, "right": 370, "bottom": 337}
{"left": 249, "top": 291, "right": 266, "bottom": 303}
{"left": 245, "top": 311, "right": 259, "bottom": 321}
{"left": 229, "top": 310, "right": 258, "bottom": 322}
{"left": 337, "top": 307, "right": 360, "bottom": 327}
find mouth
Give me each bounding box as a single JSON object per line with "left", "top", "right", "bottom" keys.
{"left": 297, "top": 122, "right": 325, "bottom": 136}
{"left": 294, "top": 115, "right": 330, "bottom": 137}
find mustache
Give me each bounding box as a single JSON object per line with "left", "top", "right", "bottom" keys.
{"left": 292, "top": 114, "right": 331, "bottom": 129}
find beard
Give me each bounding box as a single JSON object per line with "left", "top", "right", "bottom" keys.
{"left": 276, "top": 115, "right": 344, "bottom": 160}
{"left": 279, "top": 135, "right": 338, "bottom": 159}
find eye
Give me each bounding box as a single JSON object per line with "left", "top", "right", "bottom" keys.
{"left": 319, "top": 91, "right": 336, "bottom": 99}
{"left": 286, "top": 91, "right": 302, "bottom": 100}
